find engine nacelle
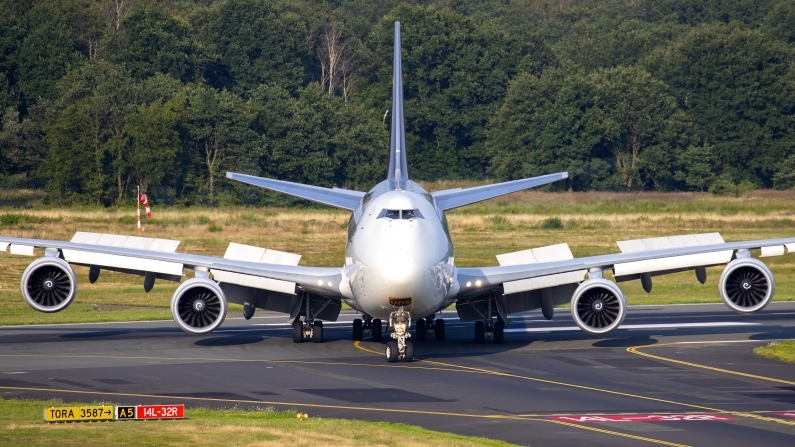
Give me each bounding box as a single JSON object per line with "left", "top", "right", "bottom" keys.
{"left": 570, "top": 278, "right": 626, "bottom": 335}
{"left": 21, "top": 257, "right": 77, "bottom": 313}
{"left": 170, "top": 278, "right": 227, "bottom": 334}
{"left": 719, "top": 258, "right": 774, "bottom": 313}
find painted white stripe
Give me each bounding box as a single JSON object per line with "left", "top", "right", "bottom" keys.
{"left": 504, "top": 322, "right": 760, "bottom": 333}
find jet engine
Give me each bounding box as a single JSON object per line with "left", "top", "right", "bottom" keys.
{"left": 570, "top": 278, "right": 626, "bottom": 335}
{"left": 719, "top": 258, "right": 774, "bottom": 313}
{"left": 170, "top": 278, "right": 227, "bottom": 334}
{"left": 21, "top": 257, "right": 77, "bottom": 313}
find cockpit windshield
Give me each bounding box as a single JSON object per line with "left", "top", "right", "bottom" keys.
{"left": 377, "top": 209, "right": 423, "bottom": 220}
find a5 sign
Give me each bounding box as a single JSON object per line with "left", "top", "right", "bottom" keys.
{"left": 116, "top": 404, "right": 185, "bottom": 420}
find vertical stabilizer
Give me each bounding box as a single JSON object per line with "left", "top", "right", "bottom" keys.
{"left": 388, "top": 22, "right": 409, "bottom": 190}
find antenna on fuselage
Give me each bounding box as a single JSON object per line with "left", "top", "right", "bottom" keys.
{"left": 387, "top": 21, "right": 408, "bottom": 191}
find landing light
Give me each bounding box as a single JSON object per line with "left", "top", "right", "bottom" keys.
{"left": 475, "top": 280, "right": 482, "bottom": 287}
{"left": 317, "top": 280, "right": 323, "bottom": 286}
{"left": 466, "top": 281, "right": 472, "bottom": 288}
{"left": 327, "top": 281, "right": 333, "bottom": 287}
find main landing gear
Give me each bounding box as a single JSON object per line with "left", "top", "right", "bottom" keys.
{"left": 293, "top": 293, "right": 324, "bottom": 343}
{"left": 415, "top": 315, "right": 445, "bottom": 342}
{"left": 474, "top": 296, "right": 504, "bottom": 344}
{"left": 352, "top": 314, "right": 382, "bottom": 342}
{"left": 385, "top": 307, "right": 413, "bottom": 362}
{"left": 293, "top": 319, "right": 323, "bottom": 343}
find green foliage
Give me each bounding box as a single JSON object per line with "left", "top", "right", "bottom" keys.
{"left": 1, "top": 0, "right": 794, "bottom": 204}
{"left": 539, "top": 217, "right": 564, "bottom": 230}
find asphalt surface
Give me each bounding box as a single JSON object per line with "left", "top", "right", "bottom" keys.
{"left": 2, "top": 302, "right": 795, "bottom": 446}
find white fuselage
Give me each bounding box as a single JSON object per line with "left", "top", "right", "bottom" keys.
{"left": 344, "top": 180, "right": 456, "bottom": 320}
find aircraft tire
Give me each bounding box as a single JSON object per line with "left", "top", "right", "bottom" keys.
{"left": 494, "top": 320, "right": 505, "bottom": 344}
{"left": 474, "top": 321, "right": 485, "bottom": 344}
{"left": 415, "top": 319, "right": 426, "bottom": 341}
{"left": 404, "top": 341, "right": 414, "bottom": 362}
{"left": 435, "top": 319, "right": 445, "bottom": 342}
{"left": 352, "top": 319, "right": 363, "bottom": 341}
{"left": 385, "top": 341, "right": 399, "bottom": 362}
{"left": 372, "top": 319, "right": 383, "bottom": 341}
{"left": 293, "top": 319, "right": 304, "bottom": 343}
{"left": 313, "top": 321, "right": 323, "bottom": 343}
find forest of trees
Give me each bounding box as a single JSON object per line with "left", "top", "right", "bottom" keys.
{"left": 0, "top": 0, "right": 794, "bottom": 206}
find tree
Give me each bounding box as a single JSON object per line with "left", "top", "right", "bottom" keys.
{"left": 645, "top": 23, "right": 795, "bottom": 186}
{"left": 590, "top": 66, "right": 684, "bottom": 190}
{"left": 675, "top": 144, "right": 717, "bottom": 191}
{"left": 317, "top": 24, "right": 355, "bottom": 102}
{"left": 184, "top": 85, "right": 258, "bottom": 204}
{"left": 486, "top": 67, "right": 600, "bottom": 190}
{"left": 124, "top": 97, "right": 183, "bottom": 194}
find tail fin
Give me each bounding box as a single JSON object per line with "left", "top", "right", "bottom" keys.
{"left": 387, "top": 21, "right": 408, "bottom": 190}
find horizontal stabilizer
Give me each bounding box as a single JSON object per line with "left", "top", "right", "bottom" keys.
{"left": 226, "top": 172, "right": 364, "bottom": 211}
{"left": 431, "top": 172, "right": 568, "bottom": 210}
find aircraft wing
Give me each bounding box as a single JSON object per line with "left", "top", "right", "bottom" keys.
{"left": 227, "top": 172, "right": 364, "bottom": 211}
{"left": 431, "top": 172, "right": 568, "bottom": 211}
{"left": 0, "top": 235, "right": 345, "bottom": 298}
{"left": 455, "top": 234, "right": 795, "bottom": 299}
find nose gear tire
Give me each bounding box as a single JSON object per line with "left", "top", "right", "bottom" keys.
{"left": 403, "top": 340, "right": 414, "bottom": 362}
{"left": 385, "top": 341, "right": 399, "bottom": 362}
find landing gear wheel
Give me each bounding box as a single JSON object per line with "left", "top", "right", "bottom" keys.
{"left": 474, "top": 321, "right": 485, "bottom": 344}
{"left": 385, "top": 340, "right": 399, "bottom": 362}
{"left": 435, "top": 319, "right": 445, "bottom": 342}
{"left": 312, "top": 321, "right": 323, "bottom": 343}
{"left": 372, "top": 319, "right": 382, "bottom": 341}
{"left": 415, "top": 319, "right": 426, "bottom": 341}
{"left": 293, "top": 319, "right": 304, "bottom": 343}
{"left": 403, "top": 340, "right": 414, "bottom": 362}
{"left": 352, "top": 318, "right": 363, "bottom": 341}
{"left": 494, "top": 320, "right": 505, "bottom": 344}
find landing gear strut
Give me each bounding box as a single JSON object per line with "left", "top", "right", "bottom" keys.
{"left": 293, "top": 294, "right": 323, "bottom": 343}
{"left": 352, "top": 314, "right": 382, "bottom": 341}
{"left": 415, "top": 315, "right": 445, "bottom": 342}
{"left": 474, "top": 296, "right": 504, "bottom": 344}
{"left": 385, "top": 307, "right": 412, "bottom": 362}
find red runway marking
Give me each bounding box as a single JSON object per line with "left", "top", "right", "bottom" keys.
{"left": 773, "top": 412, "right": 795, "bottom": 419}
{"left": 550, "top": 414, "right": 736, "bottom": 423}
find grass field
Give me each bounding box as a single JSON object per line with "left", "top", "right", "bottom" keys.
{"left": 754, "top": 341, "right": 795, "bottom": 364}
{"left": 1, "top": 189, "right": 795, "bottom": 325}
{"left": 0, "top": 399, "right": 512, "bottom": 447}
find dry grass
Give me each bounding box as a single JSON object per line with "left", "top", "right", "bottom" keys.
{"left": 754, "top": 340, "right": 795, "bottom": 364}
{"left": 0, "top": 399, "right": 513, "bottom": 446}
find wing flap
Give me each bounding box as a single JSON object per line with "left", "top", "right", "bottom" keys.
{"left": 614, "top": 233, "right": 731, "bottom": 277}
{"left": 497, "top": 243, "right": 586, "bottom": 294}
{"left": 62, "top": 232, "right": 184, "bottom": 276}
{"left": 211, "top": 242, "right": 302, "bottom": 295}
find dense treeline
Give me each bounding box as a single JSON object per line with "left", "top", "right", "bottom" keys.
{"left": 0, "top": 0, "right": 794, "bottom": 205}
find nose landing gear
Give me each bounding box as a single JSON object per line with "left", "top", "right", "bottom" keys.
{"left": 386, "top": 308, "right": 413, "bottom": 362}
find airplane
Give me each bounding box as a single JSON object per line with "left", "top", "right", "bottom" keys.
{"left": 2, "top": 22, "right": 795, "bottom": 363}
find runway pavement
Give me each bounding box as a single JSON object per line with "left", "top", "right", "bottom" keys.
{"left": 2, "top": 302, "right": 795, "bottom": 446}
